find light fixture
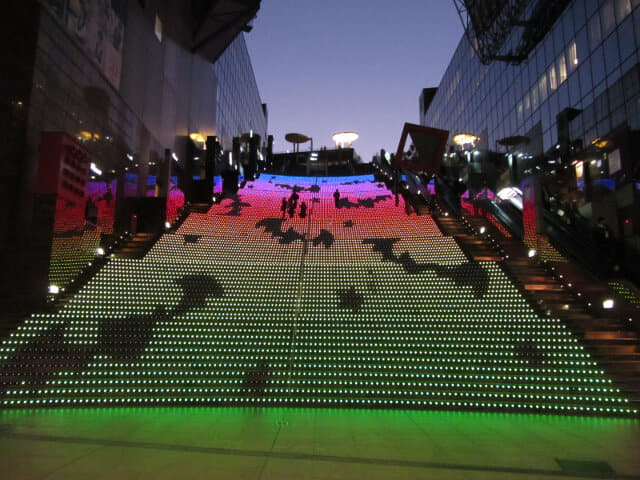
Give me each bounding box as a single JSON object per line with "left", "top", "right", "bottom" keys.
{"left": 90, "top": 163, "right": 102, "bottom": 175}
{"left": 479, "top": 227, "right": 486, "bottom": 234}
{"left": 602, "top": 299, "right": 614, "bottom": 309}
{"left": 77, "top": 131, "right": 100, "bottom": 141}
{"left": 48, "top": 285, "right": 59, "bottom": 295}
{"left": 528, "top": 249, "right": 537, "bottom": 258}
{"left": 189, "top": 133, "right": 206, "bottom": 144}
{"left": 332, "top": 132, "right": 359, "bottom": 148}
{"left": 172, "top": 152, "right": 179, "bottom": 162}
{"left": 453, "top": 133, "right": 479, "bottom": 146}
{"left": 96, "top": 247, "right": 105, "bottom": 256}
{"left": 592, "top": 138, "right": 610, "bottom": 149}
{"left": 165, "top": 221, "right": 171, "bottom": 229}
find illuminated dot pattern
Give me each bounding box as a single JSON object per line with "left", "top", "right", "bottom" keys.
{"left": 48, "top": 199, "right": 101, "bottom": 289}
{"left": 0, "top": 175, "right": 635, "bottom": 416}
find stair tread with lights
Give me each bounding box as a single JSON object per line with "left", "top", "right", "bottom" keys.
{"left": 428, "top": 203, "right": 640, "bottom": 409}
{"left": 113, "top": 233, "right": 159, "bottom": 259}
{"left": 0, "top": 174, "right": 637, "bottom": 416}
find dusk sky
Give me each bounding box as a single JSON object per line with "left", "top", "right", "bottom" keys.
{"left": 245, "top": 0, "right": 464, "bottom": 162}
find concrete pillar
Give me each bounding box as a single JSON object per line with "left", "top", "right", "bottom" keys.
{"left": 155, "top": 148, "right": 171, "bottom": 198}
{"left": 136, "top": 126, "right": 150, "bottom": 198}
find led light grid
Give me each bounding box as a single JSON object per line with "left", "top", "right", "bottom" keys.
{"left": 146, "top": 234, "right": 303, "bottom": 265}
{"left": 0, "top": 175, "right": 635, "bottom": 415}
{"left": 305, "top": 238, "right": 467, "bottom": 265}
{"left": 48, "top": 201, "right": 102, "bottom": 289}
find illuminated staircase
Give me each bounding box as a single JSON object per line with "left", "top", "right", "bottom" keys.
{"left": 113, "top": 233, "right": 158, "bottom": 259}
{"left": 424, "top": 194, "right": 640, "bottom": 410}
{"left": 0, "top": 175, "right": 637, "bottom": 416}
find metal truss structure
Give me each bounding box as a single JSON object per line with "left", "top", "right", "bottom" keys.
{"left": 453, "top": 0, "right": 571, "bottom": 65}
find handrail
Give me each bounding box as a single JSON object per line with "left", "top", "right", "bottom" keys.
{"left": 542, "top": 209, "right": 602, "bottom": 273}
{"left": 478, "top": 200, "right": 524, "bottom": 239}
{"left": 435, "top": 177, "right": 462, "bottom": 216}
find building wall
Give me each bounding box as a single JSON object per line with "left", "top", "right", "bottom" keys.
{"left": 2, "top": 0, "right": 266, "bottom": 309}
{"left": 0, "top": 1, "right": 40, "bottom": 249}
{"left": 213, "top": 33, "right": 267, "bottom": 150}
{"left": 423, "top": 0, "right": 640, "bottom": 154}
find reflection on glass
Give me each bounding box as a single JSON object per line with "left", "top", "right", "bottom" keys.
{"left": 615, "top": 0, "right": 631, "bottom": 23}
{"left": 517, "top": 101, "right": 524, "bottom": 124}
{"left": 532, "top": 83, "right": 539, "bottom": 111}
{"left": 539, "top": 74, "right": 548, "bottom": 103}
{"left": 567, "top": 41, "right": 579, "bottom": 71}
{"left": 575, "top": 161, "right": 584, "bottom": 191}
{"left": 601, "top": 0, "right": 616, "bottom": 37}
{"left": 557, "top": 53, "right": 568, "bottom": 84}
{"left": 548, "top": 64, "right": 557, "bottom": 91}
{"left": 588, "top": 14, "right": 602, "bottom": 49}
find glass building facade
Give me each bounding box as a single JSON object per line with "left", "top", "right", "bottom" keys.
{"left": 424, "top": 0, "right": 640, "bottom": 154}
{"left": 1, "top": 0, "right": 267, "bottom": 312}
{"left": 422, "top": 0, "right": 640, "bottom": 281}
{"left": 213, "top": 34, "right": 267, "bottom": 151}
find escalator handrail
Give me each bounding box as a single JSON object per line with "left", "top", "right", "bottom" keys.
{"left": 480, "top": 199, "right": 524, "bottom": 239}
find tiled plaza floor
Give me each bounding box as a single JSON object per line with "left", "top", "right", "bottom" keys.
{"left": 1, "top": 407, "right": 639, "bottom": 479}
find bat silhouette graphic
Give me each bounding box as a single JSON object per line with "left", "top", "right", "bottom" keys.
{"left": 362, "top": 237, "right": 489, "bottom": 298}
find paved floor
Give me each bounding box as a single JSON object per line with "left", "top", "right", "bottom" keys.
{"left": 0, "top": 407, "right": 639, "bottom": 479}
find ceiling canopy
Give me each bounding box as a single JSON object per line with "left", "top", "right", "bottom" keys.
{"left": 191, "top": 0, "right": 261, "bottom": 63}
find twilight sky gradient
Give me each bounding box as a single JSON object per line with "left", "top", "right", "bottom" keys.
{"left": 245, "top": 0, "right": 463, "bottom": 162}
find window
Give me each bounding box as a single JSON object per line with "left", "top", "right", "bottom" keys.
{"left": 539, "top": 73, "right": 549, "bottom": 103}
{"left": 557, "top": 53, "right": 568, "bottom": 84}
{"left": 588, "top": 13, "right": 601, "bottom": 49}
{"left": 617, "top": 17, "right": 635, "bottom": 61}
{"left": 575, "top": 27, "right": 589, "bottom": 65}
{"left": 600, "top": 0, "right": 616, "bottom": 37}
{"left": 590, "top": 46, "right": 606, "bottom": 86}
{"left": 579, "top": 57, "right": 594, "bottom": 96}
{"left": 608, "top": 79, "right": 624, "bottom": 110}
{"left": 567, "top": 41, "right": 579, "bottom": 72}
{"left": 572, "top": 1, "right": 587, "bottom": 29}
{"left": 549, "top": 64, "right": 558, "bottom": 91}
{"left": 517, "top": 101, "right": 524, "bottom": 124}
{"left": 603, "top": 32, "right": 620, "bottom": 75}
{"left": 154, "top": 14, "right": 162, "bottom": 42}
{"left": 621, "top": 66, "right": 640, "bottom": 101}
{"left": 585, "top": 0, "right": 600, "bottom": 17}
{"left": 532, "top": 83, "right": 540, "bottom": 111}
{"left": 568, "top": 72, "right": 582, "bottom": 106}
{"left": 615, "top": 0, "right": 631, "bottom": 23}
{"left": 594, "top": 91, "right": 609, "bottom": 121}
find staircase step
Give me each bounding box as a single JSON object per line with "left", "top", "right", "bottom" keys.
{"left": 524, "top": 283, "right": 565, "bottom": 291}
{"left": 583, "top": 330, "right": 637, "bottom": 340}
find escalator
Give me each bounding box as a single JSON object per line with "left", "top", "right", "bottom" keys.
{"left": 478, "top": 199, "right": 524, "bottom": 239}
